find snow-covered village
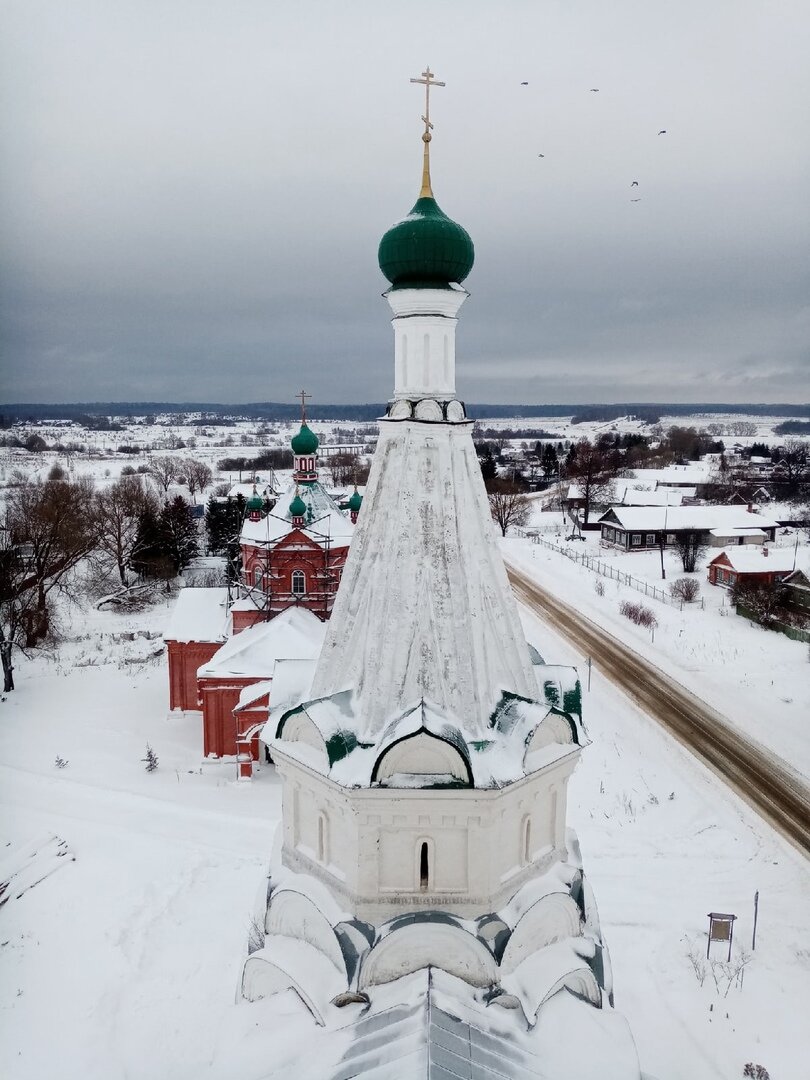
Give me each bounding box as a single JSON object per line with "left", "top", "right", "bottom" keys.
{"left": 2, "top": 5, "right": 809, "bottom": 1080}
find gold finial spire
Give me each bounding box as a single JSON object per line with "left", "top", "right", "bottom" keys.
{"left": 296, "top": 388, "right": 311, "bottom": 422}
{"left": 410, "top": 66, "right": 445, "bottom": 198}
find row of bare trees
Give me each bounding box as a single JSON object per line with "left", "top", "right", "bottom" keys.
{"left": 147, "top": 455, "right": 213, "bottom": 499}
{"left": 0, "top": 473, "right": 198, "bottom": 692}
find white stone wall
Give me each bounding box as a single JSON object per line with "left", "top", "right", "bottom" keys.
{"left": 274, "top": 747, "right": 579, "bottom": 923}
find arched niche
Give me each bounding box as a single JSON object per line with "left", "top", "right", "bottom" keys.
{"left": 371, "top": 730, "right": 473, "bottom": 786}
{"left": 265, "top": 889, "right": 346, "bottom": 974}
{"left": 358, "top": 922, "right": 497, "bottom": 989}
{"left": 500, "top": 893, "right": 584, "bottom": 975}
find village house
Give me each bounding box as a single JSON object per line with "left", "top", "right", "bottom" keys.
{"left": 707, "top": 546, "right": 797, "bottom": 588}
{"left": 598, "top": 504, "right": 779, "bottom": 551}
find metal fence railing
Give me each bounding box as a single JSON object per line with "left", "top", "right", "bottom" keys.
{"left": 527, "top": 534, "right": 702, "bottom": 610}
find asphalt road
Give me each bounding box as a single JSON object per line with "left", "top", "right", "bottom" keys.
{"left": 506, "top": 559, "right": 810, "bottom": 856}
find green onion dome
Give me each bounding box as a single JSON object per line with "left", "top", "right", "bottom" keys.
{"left": 348, "top": 488, "right": 363, "bottom": 512}
{"left": 289, "top": 493, "right": 307, "bottom": 519}
{"left": 378, "top": 195, "right": 474, "bottom": 290}
{"left": 246, "top": 489, "right": 264, "bottom": 512}
{"left": 291, "top": 422, "right": 319, "bottom": 456}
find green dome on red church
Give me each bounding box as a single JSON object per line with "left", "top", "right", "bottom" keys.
{"left": 378, "top": 195, "right": 474, "bottom": 290}
{"left": 246, "top": 489, "right": 264, "bottom": 512}
{"left": 291, "top": 422, "right": 319, "bottom": 456}
{"left": 289, "top": 492, "right": 307, "bottom": 519}
{"left": 348, "top": 488, "right": 363, "bottom": 512}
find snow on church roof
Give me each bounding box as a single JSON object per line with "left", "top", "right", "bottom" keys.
{"left": 309, "top": 422, "right": 539, "bottom": 740}
{"left": 240, "top": 479, "right": 353, "bottom": 548}
{"left": 197, "top": 607, "right": 326, "bottom": 679}
{"left": 271, "top": 688, "right": 584, "bottom": 791}
{"left": 163, "top": 587, "right": 230, "bottom": 644}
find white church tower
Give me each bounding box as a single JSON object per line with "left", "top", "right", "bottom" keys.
{"left": 243, "top": 70, "right": 640, "bottom": 1077}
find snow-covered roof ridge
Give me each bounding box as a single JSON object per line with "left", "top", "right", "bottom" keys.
{"left": 163, "top": 587, "right": 230, "bottom": 644}
{"left": 600, "top": 504, "right": 779, "bottom": 531}
{"left": 197, "top": 606, "right": 326, "bottom": 679}
{"left": 710, "top": 546, "right": 799, "bottom": 574}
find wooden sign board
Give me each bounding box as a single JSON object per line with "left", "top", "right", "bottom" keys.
{"left": 707, "top": 912, "right": 736, "bottom": 960}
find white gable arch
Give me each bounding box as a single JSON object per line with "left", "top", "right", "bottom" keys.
{"left": 265, "top": 888, "right": 346, "bottom": 974}
{"left": 358, "top": 922, "right": 496, "bottom": 989}
{"left": 500, "top": 893, "right": 583, "bottom": 974}
{"left": 372, "top": 730, "right": 473, "bottom": 785}
{"left": 277, "top": 709, "right": 329, "bottom": 769}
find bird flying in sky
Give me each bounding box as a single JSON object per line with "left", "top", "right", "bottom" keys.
{"left": 631, "top": 198, "right": 642, "bottom": 202}
{"left": 631, "top": 181, "right": 639, "bottom": 186}
{"left": 520, "top": 81, "right": 529, "bottom": 85}
{"left": 658, "top": 129, "right": 667, "bottom": 135}
{"left": 589, "top": 88, "right": 600, "bottom": 92}
{"left": 537, "top": 154, "right": 545, "bottom": 158}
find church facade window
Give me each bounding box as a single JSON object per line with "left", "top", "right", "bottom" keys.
{"left": 253, "top": 567, "right": 263, "bottom": 588}
{"left": 317, "top": 812, "right": 328, "bottom": 863}
{"left": 292, "top": 570, "right": 306, "bottom": 595}
{"left": 419, "top": 840, "right": 430, "bottom": 891}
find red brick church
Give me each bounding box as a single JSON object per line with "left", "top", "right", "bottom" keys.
{"left": 164, "top": 416, "right": 360, "bottom": 777}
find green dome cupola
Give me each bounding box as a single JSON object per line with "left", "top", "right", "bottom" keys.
{"left": 291, "top": 422, "right": 319, "bottom": 456}
{"left": 378, "top": 196, "right": 474, "bottom": 290}
{"left": 348, "top": 488, "right": 363, "bottom": 513}
{"left": 378, "top": 66, "right": 474, "bottom": 290}
{"left": 289, "top": 491, "right": 307, "bottom": 521}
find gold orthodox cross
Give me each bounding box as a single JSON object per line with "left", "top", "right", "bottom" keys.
{"left": 410, "top": 67, "right": 444, "bottom": 198}
{"left": 410, "top": 66, "right": 445, "bottom": 138}
{"left": 297, "top": 389, "right": 311, "bottom": 421}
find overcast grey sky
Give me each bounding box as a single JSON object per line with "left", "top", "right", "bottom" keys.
{"left": 1, "top": 0, "right": 809, "bottom": 406}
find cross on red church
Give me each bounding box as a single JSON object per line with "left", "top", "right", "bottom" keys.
{"left": 297, "top": 389, "right": 311, "bottom": 421}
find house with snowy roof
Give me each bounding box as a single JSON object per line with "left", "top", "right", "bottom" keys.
{"left": 707, "top": 546, "right": 799, "bottom": 588}
{"left": 599, "top": 504, "right": 778, "bottom": 551}
{"left": 238, "top": 82, "right": 640, "bottom": 1077}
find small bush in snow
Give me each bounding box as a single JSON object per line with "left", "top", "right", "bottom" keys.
{"left": 142, "top": 744, "right": 159, "bottom": 772}
{"left": 54, "top": 756, "right": 68, "bottom": 768}
{"left": 247, "top": 915, "right": 265, "bottom": 955}
{"left": 594, "top": 579, "right": 605, "bottom": 597}
{"left": 743, "top": 1065, "right": 770, "bottom": 1079}
{"left": 619, "top": 600, "right": 658, "bottom": 630}
{"left": 669, "top": 577, "right": 700, "bottom": 603}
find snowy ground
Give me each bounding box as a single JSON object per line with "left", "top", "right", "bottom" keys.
{"left": 503, "top": 526, "right": 810, "bottom": 781}
{"left": 1, "top": 585, "right": 809, "bottom": 1079}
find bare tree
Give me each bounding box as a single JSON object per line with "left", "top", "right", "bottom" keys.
{"left": 776, "top": 438, "right": 809, "bottom": 502}
{"left": 329, "top": 451, "right": 369, "bottom": 488}
{"left": 0, "top": 525, "right": 41, "bottom": 691}
{"left": 147, "top": 455, "right": 177, "bottom": 495}
{"left": 565, "top": 439, "right": 620, "bottom": 526}
{"left": 183, "top": 458, "right": 213, "bottom": 501}
{"left": 674, "top": 531, "right": 707, "bottom": 574}
{"left": 6, "top": 476, "right": 99, "bottom": 645}
{"left": 488, "top": 481, "right": 531, "bottom": 536}
{"left": 95, "top": 475, "right": 159, "bottom": 586}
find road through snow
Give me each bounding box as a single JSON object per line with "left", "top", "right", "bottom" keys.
{"left": 506, "top": 559, "right": 810, "bottom": 856}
